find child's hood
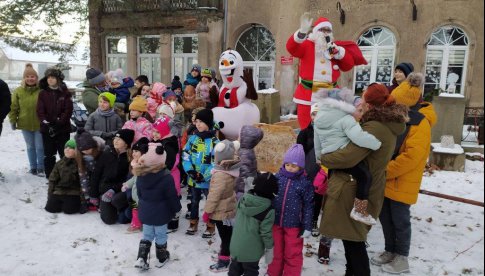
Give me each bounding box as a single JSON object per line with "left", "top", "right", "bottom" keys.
{"left": 238, "top": 193, "right": 272, "bottom": 217}
{"left": 239, "top": 125, "right": 264, "bottom": 149}
{"left": 314, "top": 98, "right": 355, "bottom": 129}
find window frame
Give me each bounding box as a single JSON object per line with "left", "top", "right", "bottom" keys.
{"left": 171, "top": 34, "right": 198, "bottom": 80}
{"left": 105, "top": 36, "right": 128, "bottom": 73}
{"left": 137, "top": 35, "right": 161, "bottom": 83}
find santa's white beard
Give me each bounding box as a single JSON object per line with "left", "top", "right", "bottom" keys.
{"left": 309, "top": 31, "right": 334, "bottom": 57}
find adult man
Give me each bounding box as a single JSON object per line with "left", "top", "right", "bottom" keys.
{"left": 286, "top": 13, "right": 367, "bottom": 129}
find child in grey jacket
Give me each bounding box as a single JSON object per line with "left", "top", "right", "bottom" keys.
{"left": 314, "top": 88, "right": 381, "bottom": 225}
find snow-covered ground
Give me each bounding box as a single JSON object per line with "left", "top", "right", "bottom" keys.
{"left": 0, "top": 122, "right": 483, "bottom": 276}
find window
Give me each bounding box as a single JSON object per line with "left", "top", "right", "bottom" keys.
{"left": 172, "top": 34, "right": 198, "bottom": 82}
{"left": 354, "top": 27, "right": 396, "bottom": 94}
{"left": 424, "top": 26, "right": 469, "bottom": 98}
{"left": 106, "top": 37, "right": 127, "bottom": 73}
{"left": 138, "top": 36, "right": 161, "bottom": 83}
{"left": 236, "top": 25, "right": 276, "bottom": 90}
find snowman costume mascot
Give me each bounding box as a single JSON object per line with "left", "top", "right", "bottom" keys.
{"left": 287, "top": 12, "right": 367, "bottom": 129}
{"left": 213, "top": 49, "right": 260, "bottom": 140}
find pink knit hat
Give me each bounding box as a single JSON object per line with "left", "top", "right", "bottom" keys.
{"left": 152, "top": 116, "right": 172, "bottom": 139}
{"left": 139, "top": 143, "right": 166, "bottom": 167}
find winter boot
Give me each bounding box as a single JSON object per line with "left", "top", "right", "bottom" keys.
{"left": 209, "top": 255, "right": 231, "bottom": 272}
{"left": 202, "top": 221, "right": 216, "bottom": 239}
{"left": 127, "top": 208, "right": 142, "bottom": 233}
{"left": 311, "top": 220, "right": 320, "bottom": 237}
{"left": 134, "top": 240, "right": 151, "bottom": 270}
{"left": 381, "top": 254, "right": 410, "bottom": 274}
{"left": 167, "top": 213, "right": 180, "bottom": 233}
{"left": 186, "top": 219, "right": 199, "bottom": 235}
{"left": 317, "top": 241, "right": 331, "bottom": 264}
{"left": 370, "top": 251, "right": 396, "bottom": 266}
{"left": 36, "top": 169, "right": 46, "bottom": 178}
{"left": 350, "top": 198, "right": 377, "bottom": 225}
{"left": 155, "top": 243, "right": 170, "bottom": 268}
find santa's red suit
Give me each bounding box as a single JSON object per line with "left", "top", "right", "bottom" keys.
{"left": 286, "top": 17, "right": 367, "bottom": 129}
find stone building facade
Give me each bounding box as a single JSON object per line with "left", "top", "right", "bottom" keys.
{"left": 89, "top": 0, "right": 484, "bottom": 110}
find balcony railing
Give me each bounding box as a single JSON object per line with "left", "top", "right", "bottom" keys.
{"left": 102, "top": 0, "right": 222, "bottom": 13}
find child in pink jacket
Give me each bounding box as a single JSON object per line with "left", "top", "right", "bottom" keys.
{"left": 122, "top": 96, "right": 153, "bottom": 145}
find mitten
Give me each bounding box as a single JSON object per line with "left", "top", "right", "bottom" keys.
{"left": 89, "top": 197, "right": 99, "bottom": 206}
{"left": 264, "top": 248, "right": 274, "bottom": 264}
{"left": 202, "top": 212, "right": 211, "bottom": 223}
{"left": 299, "top": 12, "right": 313, "bottom": 34}
{"left": 101, "top": 132, "right": 114, "bottom": 140}
{"left": 101, "top": 189, "right": 115, "bottom": 202}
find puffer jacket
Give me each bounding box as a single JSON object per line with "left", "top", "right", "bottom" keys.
{"left": 314, "top": 98, "right": 381, "bottom": 159}
{"left": 90, "top": 145, "right": 129, "bottom": 198}
{"left": 110, "top": 77, "right": 133, "bottom": 104}
{"left": 230, "top": 192, "right": 274, "bottom": 262}
{"left": 48, "top": 157, "right": 81, "bottom": 196}
{"left": 122, "top": 117, "right": 153, "bottom": 145}
{"left": 235, "top": 125, "right": 264, "bottom": 194}
{"left": 385, "top": 102, "right": 437, "bottom": 205}
{"left": 9, "top": 82, "right": 41, "bottom": 131}
{"left": 204, "top": 158, "right": 241, "bottom": 220}
{"left": 296, "top": 123, "right": 320, "bottom": 180}
{"left": 273, "top": 169, "right": 314, "bottom": 231}
{"left": 84, "top": 109, "right": 123, "bottom": 139}
{"left": 182, "top": 130, "right": 219, "bottom": 189}
{"left": 36, "top": 83, "right": 73, "bottom": 134}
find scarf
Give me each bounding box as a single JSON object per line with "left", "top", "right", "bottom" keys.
{"left": 279, "top": 166, "right": 304, "bottom": 179}
{"left": 96, "top": 108, "right": 116, "bottom": 117}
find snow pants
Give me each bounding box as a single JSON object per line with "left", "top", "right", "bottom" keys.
{"left": 45, "top": 194, "right": 81, "bottom": 214}
{"left": 267, "top": 225, "right": 303, "bottom": 276}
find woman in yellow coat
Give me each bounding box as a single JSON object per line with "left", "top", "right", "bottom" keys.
{"left": 371, "top": 72, "right": 437, "bottom": 274}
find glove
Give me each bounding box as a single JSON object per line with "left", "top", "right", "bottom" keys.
{"left": 10, "top": 123, "right": 16, "bottom": 130}
{"left": 101, "top": 189, "right": 115, "bottom": 202}
{"left": 299, "top": 12, "right": 313, "bottom": 34}
{"left": 300, "top": 230, "right": 311, "bottom": 239}
{"left": 89, "top": 197, "right": 99, "bottom": 206}
{"left": 264, "top": 248, "right": 274, "bottom": 264}
{"left": 101, "top": 132, "right": 114, "bottom": 140}
{"left": 202, "top": 212, "right": 211, "bottom": 223}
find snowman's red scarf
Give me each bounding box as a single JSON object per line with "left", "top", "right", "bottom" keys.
{"left": 218, "top": 87, "right": 239, "bottom": 108}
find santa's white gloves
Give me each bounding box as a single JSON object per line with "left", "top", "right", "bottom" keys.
{"left": 299, "top": 12, "right": 313, "bottom": 35}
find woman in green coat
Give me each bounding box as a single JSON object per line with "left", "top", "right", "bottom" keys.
{"left": 8, "top": 63, "right": 44, "bottom": 176}
{"left": 319, "top": 83, "right": 408, "bottom": 276}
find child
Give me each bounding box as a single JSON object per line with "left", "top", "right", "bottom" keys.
{"left": 182, "top": 108, "right": 219, "bottom": 237}
{"left": 267, "top": 144, "right": 314, "bottom": 276}
{"left": 314, "top": 89, "right": 381, "bottom": 225}
{"left": 122, "top": 96, "right": 153, "bottom": 144}
{"left": 183, "top": 64, "right": 202, "bottom": 88}
{"left": 195, "top": 68, "right": 219, "bottom": 108}
{"left": 229, "top": 172, "right": 279, "bottom": 276}
{"left": 162, "top": 89, "right": 185, "bottom": 123}
{"left": 140, "top": 84, "right": 151, "bottom": 99}
{"left": 45, "top": 139, "right": 81, "bottom": 214}
{"left": 234, "top": 125, "right": 264, "bottom": 199}
{"left": 121, "top": 137, "right": 150, "bottom": 233}
{"left": 134, "top": 75, "right": 149, "bottom": 98}
{"left": 133, "top": 143, "right": 182, "bottom": 270}
{"left": 202, "top": 140, "right": 241, "bottom": 272}
{"left": 108, "top": 69, "right": 134, "bottom": 108}
{"left": 84, "top": 92, "right": 123, "bottom": 145}
{"left": 152, "top": 116, "right": 182, "bottom": 233}
{"left": 148, "top": 82, "right": 166, "bottom": 118}
{"left": 182, "top": 85, "right": 206, "bottom": 124}
{"left": 170, "top": 75, "right": 183, "bottom": 103}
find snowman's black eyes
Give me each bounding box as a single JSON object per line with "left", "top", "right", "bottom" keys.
{"left": 230, "top": 60, "right": 234, "bottom": 65}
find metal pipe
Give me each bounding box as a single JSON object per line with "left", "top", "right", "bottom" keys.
{"left": 419, "top": 189, "right": 484, "bottom": 207}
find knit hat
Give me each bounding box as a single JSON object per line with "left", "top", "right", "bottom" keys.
{"left": 395, "top": 62, "right": 414, "bottom": 78}
{"left": 65, "top": 139, "right": 76, "bottom": 149}
{"left": 214, "top": 140, "right": 240, "bottom": 164}
{"left": 195, "top": 108, "right": 214, "bottom": 129}
{"left": 99, "top": 92, "right": 116, "bottom": 108}
{"left": 114, "top": 129, "right": 135, "bottom": 147}
{"left": 201, "top": 68, "right": 212, "bottom": 79}
{"left": 283, "top": 144, "right": 305, "bottom": 168}
{"left": 75, "top": 128, "right": 98, "bottom": 151}
{"left": 171, "top": 76, "right": 183, "bottom": 91}
{"left": 152, "top": 116, "right": 172, "bottom": 139}
{"left": 109, "top": 68, "right": 124, "bottom": 84}
{"left": 86, "top": 68, "right": 106, "bottom": 85}
{"left": 23, "top": 63, "right": 38, "bottom": 79}
{"left": 363, "top": 83, "right": 393, "bottom": 107}
{"left": 163, "top": 89, "right": 177, "bottom": 100}
{"left": 392, "top": 72, "right": 424, "bottom": 107}
{"left": 353, "top": 96, "right": 363, "bottom": 107}
{"left": 139, "top": 143, "right": 166, "bottom": 167}
{"left": 191, "top": 64, "right": 201, "bottom": 73}
{"left": 157, "top": 103, "right": 175, "bottom": 119}
{"left": 326, "top": 88, "right": 355, "bottom": 104}
{"left": 310, "top": 103, "right": 320, "bottom": 114}
{"left": 44, "top": 67, "right": 65, "bottom": 82}
{"left": 129, "top": 96, "right": 148, "bottom": 112}
{"left": 132, "top": 137, "right": 149, "bottom": 153}
{"left": 252, "top": 172, "right": 279, "bottom": 200}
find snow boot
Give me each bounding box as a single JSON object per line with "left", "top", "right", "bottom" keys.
{"left": 317, "top": 241, "right": 331, "bottom": 264}
{"left": 202, "top": 221, "right": 216, "bottom": 239}
{"left": 155, "top": 243, "right": 170, "bottom": 268}
{"left": 209, "top": 255, "right": 230, "bottom": 272}
{"left": 127, "top": 208, "right": 142, "bottom": 233}
{"left": 134, "top": 240, "right": 151, "bottom": 270}
{"left": 371, "top": 251, "right": 396, "bottom": 266}
{"left": 186, "top": 219, "right": 199, "bottom": 235}
{"left": 350, "top": 198, "right": 377, "bottom": 225}
{"left": 311, "top": 220, "right": 320, "bottom": 237}
{"left": 167, "top": 213, "right": 179, "bottom": 233}
{"left": 381, "top": 254, "right": 410, "bottom": 274}
{"left": 36, "top": 169, "right": 46, "bottom": 178}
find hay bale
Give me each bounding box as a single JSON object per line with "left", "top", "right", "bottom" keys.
{"left": 254, "top": 123, "right": 297, "bottom": 173}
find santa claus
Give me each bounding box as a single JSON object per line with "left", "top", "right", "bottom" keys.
{"left": 287, "top": 13, "right": 367, "bottom": 129}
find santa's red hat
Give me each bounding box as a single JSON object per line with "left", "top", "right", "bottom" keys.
{"left": 312, "top": 17, "right": 332, "bottom": 34}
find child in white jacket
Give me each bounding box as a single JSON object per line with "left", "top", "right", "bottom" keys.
{"left": 314, "top": 88, "right": 381, "bottom": 225}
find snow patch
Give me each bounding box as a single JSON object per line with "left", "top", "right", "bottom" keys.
{"left": 432, "top": 143, "right": 465, "bottom": 154}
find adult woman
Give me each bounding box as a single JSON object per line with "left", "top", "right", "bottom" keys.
{"left": 319, "top": 83, "right": 408, "bottom": 276}
{"left": 37, "top": 68, "right": 73, "bottom": 178}
{"left": 9, "top": 64, "right": 45, "bottom": 176}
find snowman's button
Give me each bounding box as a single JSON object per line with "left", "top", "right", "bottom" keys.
{"left": 225, "top": 93, "right": 231, "bottom": 100}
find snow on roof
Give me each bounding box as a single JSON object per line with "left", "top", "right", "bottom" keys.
{"left": 0, "top": 38, "right": 89, "bottom": 65}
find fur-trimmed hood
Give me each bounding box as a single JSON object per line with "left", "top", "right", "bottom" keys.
{"left": 314, "top": 98, "right": 356, "bottom": 130}
{"left": 132, "top": 162, "right": 166, "bottom": 176}
{"left": 361, "top": 103, "right": 409, "bottom": 134}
